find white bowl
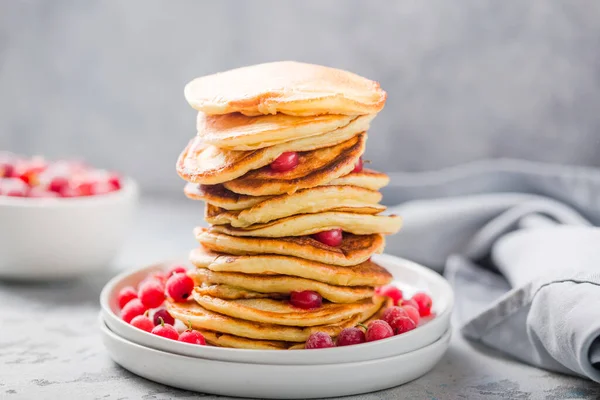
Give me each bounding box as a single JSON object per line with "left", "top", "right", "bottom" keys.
{"left": 0, "top": 179, "right": 138, "bottom": 280}
{"left": 101, "top": 317, "right": 451, "bottom": 399}
{"left": 100, "top": 253, "right": 453, "bottom": 365}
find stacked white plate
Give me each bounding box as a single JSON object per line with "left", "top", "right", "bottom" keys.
{"left": 99, "top": 254, "right": 454, "bottom": 399}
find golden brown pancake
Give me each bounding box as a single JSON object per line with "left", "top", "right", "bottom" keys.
{"left": 203, "top": 185, "right": 384, "bottom": 228}
{"left": 184, "top": 61, "right": 387, "bottom": 117}
{"left": 197, "top": 112, "right": 371, "bottom": 151}
{"left": 168, "top": 301, "right": 358, "bottom": 342}
{"left": 223, "top": 133, "right": 366, "bottom": 195}
{"left": 199, "top": 330, "right": 296, "bottom": 350}
{"left": 211, "top": 211, "right": 402, "bottom": 237}
{"left": 195, "top": 228, "right": 384, "bottom": 267}
{"left": 178, "top": 117, "right": 372, "bottom": 185}
{"left": 184, "top": 184, "right": 271, "bottom": 210}
{"left": 190, "top": 247, "right": 393, "bottom": 287}
{"left": 191, "top": 268, "right": 374, "bottom": 303}
{"left": 329, "top": 168, "right": 390, "bottom": 190}
{"left": 192, "top": 292, "right": 379, "bottom": 327}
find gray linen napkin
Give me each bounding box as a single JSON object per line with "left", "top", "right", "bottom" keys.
{"left": 382, "top": 159, "right": 600, "bottom": 382}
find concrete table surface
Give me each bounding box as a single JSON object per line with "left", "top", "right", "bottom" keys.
{"left": 2, "top": 199, "right": 599, "bottom": 400}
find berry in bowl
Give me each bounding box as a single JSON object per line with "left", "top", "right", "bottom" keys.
{"left": 0, "top": 153, "right": 138, "bottom": 280}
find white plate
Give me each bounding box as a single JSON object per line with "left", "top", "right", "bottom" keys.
{"left": 101, "top": 318, "right": 451, "bottom": 399}
{"left": 100, "top": 253, "right": 453, "bottom": 365}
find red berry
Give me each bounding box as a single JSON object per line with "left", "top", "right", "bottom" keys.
{"left": 312, "top": 229, "right": 343, "bottom": 247}
{"left": 90, "top": 181, "right": 116, "bottom": 195}
{"left": 76, "top": 182, "right": 94, "bottom": 196}
{"left": 179, "top": 330, "right": 206, "bottom": 345}
{"left": 117, "top": 286, "right": 138, "bottom": 309}
{"left": 130, "top": 314, "right": 154, "bottom": 332}
{"left": 107, "top": 173, "right": 121, "bottom": 190}
{"left": 138, "top": 280, "right": 166, "bottom": 308}
{"left": 381, "top": 306, "right": 408, "bottom": 327}
{"left": 48, "top": 177, "right": 70, "bottom": 193}
{"left": 290, "top": 291, "right": 322, "bottom": 309}
{"left": 167, "top": 265, "right": 187, "bottom": 277}
{"left": 0, "top": 163, "right": 15, "bottom": 178}
{"left": 377, "top": 285, "right": 403, "bottom": 305}
{"left": 412, "top": 292, "right": 433, "bottom": 317}
{"left": 270, "top": 152, "right": 299, "bottom": 172}
{"left": 337, "top": 327, "right": 366, "bottom": 346}
{"left": 402, "top": 305, "right": 420, "bottom": 325}
{"left": 121, "top": 298, "right": 147, "bottom": 323}
{"left": 153, "top": 308, "right": 175, "bottom": 326}
{"left": 390, "top": 316, "right": 417, "bottom": 335}
{"left": 353, "top": 157, "right": 363, "bottom": 173}
{"left": 151, "top": 320, "right": 179, "bottom": 340}
{"left": 58, "top": 184, "right": 79, "bottom": 198}
{"left": 401, "top": 298, "right": 418, "bottom": 310}
{"left": 166, "top": 273, "right": 194, "bottom": 302}
{"left": 305, "top": 332, "right": 335, "bottom": 349}
{"left": 365, "top": 320, "right": 394, "bottom": 342}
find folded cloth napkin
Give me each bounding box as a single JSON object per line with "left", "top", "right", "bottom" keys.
{"left": 383, "top": 159, "right": 600, "bottom": 382}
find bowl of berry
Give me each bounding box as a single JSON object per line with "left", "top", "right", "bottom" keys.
{"left": 0, "top": 152, "right": 138, "bottom": 280}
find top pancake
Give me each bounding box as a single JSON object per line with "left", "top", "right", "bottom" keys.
{"left": 184, "top": 61, "right": 387, "bottom": 117}
{"left": 197, "top": 112, "right": 371, "bottom": 151}
{"left": 177, "top": 116, "right": 371, "bottom": 185}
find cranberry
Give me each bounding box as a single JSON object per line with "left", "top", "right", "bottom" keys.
{"left": 130, "top": 314, "right": 154, "bottom": 332}
{"left": 138, "top": 280, "right": 166, "bottom": 308}
{"left": 305, "top": 332, "right": 335, "bottom": 349}
{"left": 179, "top": 330, "right": 206, "bottom": 345}
{"left": 381, "top": 306, "right": 408, "bottom": 327}
{"left": 107, "top": 173, "right": 122, "bottom": 190}
{"left": 153, "top": 308, "right": 175, "bottom": 326}
{"left": 167, "top": 265, "right": 187, "bottom": 277}
{"left": 412, "top": 292, "right": 433, "bottom": 317}
{"left": 270, "top": 152, "right": 299, "bottom": 172}
{"left": 290, "top": 291, "right": 322, "bottom": 309}
{"left": 58, "top": 184, "right": 79, "bottom": 198}
{"left": 402, "top": 305, "right": 420, "bottom": 325}
{"left": 312, "top": 229, "right": 342, "bottom": 246}
{"left": 166, "top": 273, "right": 194, "bottom": 302}
{"left": 353, "top": 157, "right": 363, "bottom": 173}
{"left": 337, "top": 327, "right": 366, "bottom": 346}
{"left": 121, "top": 299, "right": 148, "bottom": 323}
{"left": 390, "top": 316, "right": 417, "bottom": 335}
{"left": 0, "top": 163, "right": 15, "bottom": 178}
{"left": 151, "top": 318, "right": 179, "bottom": 340}
{"left": 365, "top": 320, "right": 394, "bottom": 342}
{"left": 402, "top": 298, "right": 419, "bottom": 310}
{"left": 117, "top": 286, "right": 138, "bottom": 309}
{"left": 48, "top": 177, "right": 70, "bottom": 194}
{"left": 376, "top": 285, "right": 403, "bottom": 305}
{"left": 76, "top": 182, "right": 94, "bottom": 196}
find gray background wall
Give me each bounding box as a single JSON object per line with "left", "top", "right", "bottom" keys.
{"left": 1, "top": 0, "right": 599, "bottom": 196}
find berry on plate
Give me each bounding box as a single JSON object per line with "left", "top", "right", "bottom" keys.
{"left": 130, "top": 313, "right": 154, "bottom": 332}
{"left": 411, "top": 292, "right": 433, "bottom": 317}
{"left": 138, "top": 280, "right": 166, "bottom": 308}
{"left": 117, "top": 286, "right": 138, "bottom": 309}
{"left": 402, "top": 305, "right": 420, "bottom": 325}
{"left": 121, "top": 298, "right": 148, "bottom": 323}
{"left": 376, "top": 285, "right": 403, "bottom": 305}
{"left": 401, "top": 298, "right": 418, "bottom": 310}
{"left": 153, "top": 308, "right": 175, "bottom": 326}
{"left": 151, "top": 317, "right": 179, "bottom": 340}
{"left": 305, "top": 332, "right": 335, "bottom": 349}
{"left": 389, "top": 316, "right": 417, "bottom": 335}
{"left": 381, "top": 306, "right": 408, "bottom": 327}
{"left": 365, "top": 320, "right": 394, "bottom": 342}
{"left": 178, "top": 322, "right": 206, "bottom": 345}
{"left": 166, "top": 273, "right": 194, "bottom": 302}
{"left": 336, "top": 327, "right": 366, "bottom": 346}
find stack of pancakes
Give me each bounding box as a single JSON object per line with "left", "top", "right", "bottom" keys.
{"left": 167, "top": 62, "right": 402, "bottom": 349}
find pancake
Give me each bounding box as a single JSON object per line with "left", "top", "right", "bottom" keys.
{"left": 223, "top": 133, "right": 366, "bottom": 196}
{"left": 192, "top": 291, "right": 379, "bottom": 327}
{"left": 195, "top": 282, "right": 286, "bottom": 300}
{"left": 199, "top": 330, "right": 296, "bottom": 350}
{"left": 184, "top": 61, "right": 387, "bottom": 117}
{"left": 197, "top": 112, "right": 369, "bottom": 151}
{"left": 190, "top": 247, "right": 393, "bottom": 287}
{"left": 211, "top": 211, "right": 402, "bottom": 237}
{"left": 184, "top": 184, "right": 271, "bottom": 210}
{"left": 329, "top": 168, "right": 390, "bottom": 191}
{"left": 178, "top": 117, "right": 372, "bottom": 185}
{"left": 191, "top": 268, "right": 374, "bottom": 303}
{"left": 195, "top": 228, "right": 384, "bottom": 267}
{"left": 203, "top": 185, "right": 384, "bottom": 228}
{"left": 167, "top": 296, "right": 385, "bottom": 342}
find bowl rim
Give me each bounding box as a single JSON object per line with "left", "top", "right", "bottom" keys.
{"left": 0, "top": 177, "right": 139, "bottom": 208}
{"left": 99, "top": 253, "right": 454, "bottom": 358}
